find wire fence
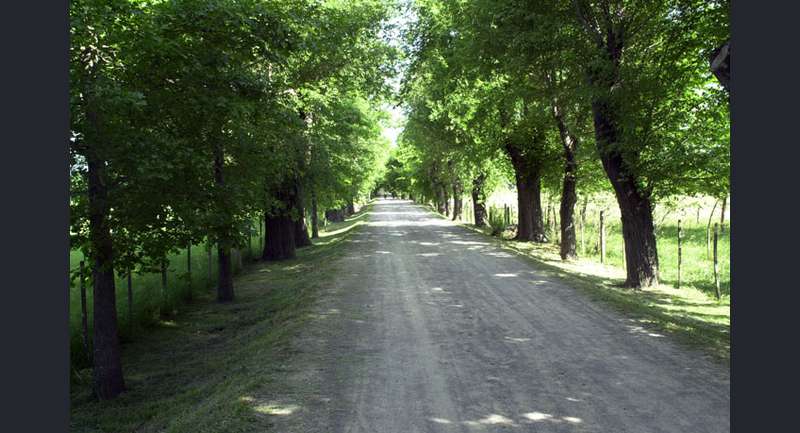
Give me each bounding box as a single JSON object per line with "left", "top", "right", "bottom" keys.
{"left": 440, "top": 194, "right": 730, "bottom": 299}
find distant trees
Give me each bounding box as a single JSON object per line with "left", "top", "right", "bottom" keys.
{"left": 396, "top": 0, "right": 729, "bottom": 287}
{"left": 70, "top": 0, "right": 395, "bottom": 400}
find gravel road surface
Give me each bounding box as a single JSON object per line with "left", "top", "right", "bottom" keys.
{"left": 263, "top": 199, "right": 729, "bottom": 433}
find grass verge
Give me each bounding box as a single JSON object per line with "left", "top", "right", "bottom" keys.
{"left": 433, "top": 207, "right": 731, "bottom": 366}
{"left": 69, "top": 204, "right": 372, "bottom": 433}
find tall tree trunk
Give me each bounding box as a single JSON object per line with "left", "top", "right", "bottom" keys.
{"left": 583, "top": 27, "right": 659, "bottom": 288}
{"left": 213, "top": 142, "right": 235, "bottom": 301}
{"left": 452, "top": 180, "right": 463, "bottom": 221}
{"left": 263, "top": 211, "right": 296, "bottom": 261}
{"left": 86, "top": 154, "right": 125, "bottom": 400}
{"left": 293, "top": 179, "right": 311, "bottom": 248}
{"left": 471, "top": 173, "right": 487, "bottom": 227}
{"left": 590, "top": 101, "right": 659, "bottom": 287}
{"left": 263, "top": 185, "right": 297, "bottom": 261}
{"left": 311, "top": 190, "right": 319, "bottom": 239}
{"left": 513, "top": 169, "right": 546, "bottom": 242}
{"left": 436, "top": 184, "right": 446, "bottom": 214}
{"left": 505, "top": 141, "right": 546, "bottom": 242}
{"left": 710, "top": 39, "right": 730, "bottom": 97}
{"left": 553, "top": 102, "right": 579, "bottom": 260}
{"left": 346, "top": 198, "right": 356, "bottom": 216}
{"left": 84, "top": 97, "right": 125, "bottom": 399}
{"left": 216, "top": 243, "right": 234, "bottom": 302}
{"left": 441, "top": 184, "right": 450, "bottom": 217}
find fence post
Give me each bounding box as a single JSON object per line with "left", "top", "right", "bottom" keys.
{"left": 706, "top": 199, "right": 719, "bottom": 259}
{"left": 599, "top": 211, "right": 606, "bottom": 264}
{"left": 677, "top": 220, "right": 683, "bottom": 289}
{"left": 79, "top": 260, "right": 90, "bottom": 365}
{"left": 713, "top": 223, "right": 721, "bottom": 300}
{"left": 127, "top": 269, "right": 133, "bottom": 335}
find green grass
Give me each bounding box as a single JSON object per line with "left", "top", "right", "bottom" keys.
{"left": 69, "top": 233, "right": 259, "bottom": 371}
{"left": 473, "top": 192, "right": 731, "bottom": 299}
{"left": 566, "top": 221, "right": 730, "bottom": 299}
{"left": 70, "top": 204, "right": 371, "bottom": 433}
{"left": 450, "top": 212, "right": 730, "bottom": 365}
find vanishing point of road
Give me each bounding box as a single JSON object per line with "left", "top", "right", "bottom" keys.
{"left": 266, "top": 199, "right": 730, "bottom": 433}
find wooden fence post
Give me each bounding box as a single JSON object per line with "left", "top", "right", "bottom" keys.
{"left": 677, "top": 220, "right": 683, "bottom": 289}
{"left": 599, "top": 211, "right": 606, "bottom": 264}
{"left": 713, "top": 223, "right": 721, "bottom": 300}
{"left": 79, "top": 260, "right": 90, "bottom": 364}
{"left": 706, "top": 199, "right": 719, "bottom": 259}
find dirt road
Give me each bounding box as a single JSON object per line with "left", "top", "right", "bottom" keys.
{"left": 264, "top": 199, "right": 729, "bottom": 433}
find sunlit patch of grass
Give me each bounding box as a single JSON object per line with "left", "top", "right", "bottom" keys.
{"left": 311, "top": 204, "right": 371, "bottom": 246}
{"left": 69, "top": 204, "right": 373, "bottom": 433}
{"left": 575, "top": 222, "right": 730, "bottom": 299}
{"left": 252, "top": 403, "right": 300, "bottom": 416}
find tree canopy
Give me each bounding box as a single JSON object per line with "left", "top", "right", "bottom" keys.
{"left": 393, "top": 0, "right": 729, "bottom": 282}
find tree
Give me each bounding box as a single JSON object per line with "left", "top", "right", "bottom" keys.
{"left": 69, "top": 0, "right": 398, "bottom": 399}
